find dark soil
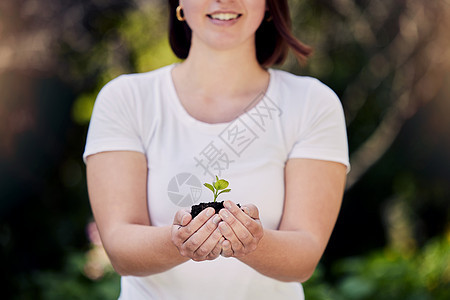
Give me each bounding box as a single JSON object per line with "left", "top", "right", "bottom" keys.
{"left": 190, "top": 201, "right": 241, "bottom": 219}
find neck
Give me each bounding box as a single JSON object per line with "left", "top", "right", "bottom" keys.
{"left": 175, "top": 37, "right": 268, "bottom": 98}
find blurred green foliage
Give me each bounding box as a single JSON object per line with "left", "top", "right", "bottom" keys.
{"left": 19, "top": 251, "right": 120, "bottom": 300}
{"left": 72, "top": 1, "right": 179, "bottom": 125}
{"left": 304, "top": 235, "right": 450, "bottom": 300}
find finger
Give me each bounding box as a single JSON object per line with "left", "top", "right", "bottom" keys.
{"left": 181, "top": 214, "right": 221, "bottom": 259}
{"left": 192, "top": 220, "right": 222, "bottom": 259}
{"left": 180, "top": 212, "right": 192, "bottom": 226}
{"left": 241, "top": 206, "right": 250, "bottom": 216}
{"left": 220, "top": 239, "right": 233, "bottom": 258}
{"left": 240, "top": 204, "right": 260, "bottom": 220}
{"left": 206, "top": 241, "right": 221, "bottom": 260}
{"left": 219, "top": 206, "right": 253, "bottom": 245}
{"left": 218, "top": 221, "right": 244, "bottom": 255}
{"left": 171, "top": 209, "right": 192, "bottom": 246}
{"left": 225, "top": 201, "right": 260, "bottom": 221}
{"left": 223, "top": 201, "right": 263, "bottom": 239}
{"left": 215, "top": 236, "right": 226, "bottom": 255}
{"left": 178, "top": 207, "right": 215, "bottom": 241}
{"left": 173, "top": 209, "right": 191, "bottom": 226}
{"left": 204, "top": 230, "right": 224, "bottom": 260}
{"left": 172, "top": 207, "right": 215, "bottom": 250}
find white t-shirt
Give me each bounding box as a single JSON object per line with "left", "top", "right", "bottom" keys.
{"left": 83, "top": 64, "right": 350, "bottom": 300}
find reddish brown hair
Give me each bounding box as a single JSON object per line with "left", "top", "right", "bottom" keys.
{"left": 168, "top": 0, "right": 312, "bottom": 67}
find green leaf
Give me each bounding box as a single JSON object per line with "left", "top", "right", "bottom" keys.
{"left": 217, "top": 189, "right": 231, "bottom": 196}
{"left": 216, "top": 179, "right": 229, "bottom": 190}
{"left": 205, "top": 176, "right": 231, "bottom": 202}
{"left": 204, "top": 183, "right": 215, "bottom": 193}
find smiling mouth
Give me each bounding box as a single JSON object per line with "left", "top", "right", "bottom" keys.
{"left": 207, "top": 13, "right": 242, "bottom": 21}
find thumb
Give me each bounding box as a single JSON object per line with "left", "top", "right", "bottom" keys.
{"left": 181, "top": 211, "right": 192, "bottom": 226}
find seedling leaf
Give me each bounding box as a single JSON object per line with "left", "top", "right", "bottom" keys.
{"left": 216, "top": 179, "right": 229, "bottom": 190}
{"left": 218, "top": 189, "right": 231, "bottom": 196}
{"left": 204, "top": 183, "right": 215, "bottom": 193}
{"left": 214, "top": 181, "right": 220, "bottom": 189}
{"left": 204, "top": 176, "right": 232, "bottom": 202}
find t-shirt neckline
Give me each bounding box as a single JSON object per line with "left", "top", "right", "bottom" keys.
{"left": 166, "top": 64, "right": 277, "bottom": 133}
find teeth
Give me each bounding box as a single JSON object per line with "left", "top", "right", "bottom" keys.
{"left": 210, "top": 13, "right": 239, "bottom": 21}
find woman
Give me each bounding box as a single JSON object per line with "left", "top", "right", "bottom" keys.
{"left": 84, "top": 0, "right": 350, "bottom": 299}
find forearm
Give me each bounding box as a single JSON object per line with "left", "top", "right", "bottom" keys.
{"left": 238, "top": 229, "right": 322, "bottom": 282}
{"left": 103, "top": 224, "right": 189, "bottom": 277}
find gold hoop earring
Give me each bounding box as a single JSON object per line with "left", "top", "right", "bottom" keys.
{"left": 176, "top": 6, "right": 185, "bottom": 22}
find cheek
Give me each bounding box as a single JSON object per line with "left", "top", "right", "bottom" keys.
{"left": 181, "top": 3, "right": 204, "bottom": 27}
{"left": 247, "top": 1, "right": 266, "bottom": 27}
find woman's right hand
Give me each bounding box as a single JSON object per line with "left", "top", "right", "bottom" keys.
{"left": 171, "top": 208, "right": 224, "bottom": 261}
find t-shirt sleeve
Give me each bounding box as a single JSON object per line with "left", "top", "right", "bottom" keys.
{"left": 83, "top": 76, "right": 144, "bottom": 163}
{"left": 288, "top": 78, "right": 350, "bottom": 172}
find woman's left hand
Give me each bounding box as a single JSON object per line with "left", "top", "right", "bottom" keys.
{"left": 218, "top": 201, "right": 264, "bottom": 258}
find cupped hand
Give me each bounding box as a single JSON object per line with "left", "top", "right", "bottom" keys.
{"left": 171, "top": 207, "right": 223, "bottom": 261}
{"left": 218, "top": 201, "right": 264, "bottom": 258}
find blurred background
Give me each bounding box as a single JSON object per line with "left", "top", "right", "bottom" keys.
{"left": 0, "top": 0, "right": 449, "bottom": 299}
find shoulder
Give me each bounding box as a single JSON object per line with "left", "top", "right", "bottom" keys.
{"left": 271, "top": 69, "right": 338, "bottom": 97}
{"left": 100, "top": 65, "right": 173, "bottom": 95}
{"left": 270, "top": 69, "right": 342, "bottom": 110}
{"left": 93, "top": 65, "right": 174, "bottom": 115}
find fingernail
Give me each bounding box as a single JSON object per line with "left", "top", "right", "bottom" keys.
{"left": 181, "top": 214, "right": 190, "bottom": 225}
{"left": 213, "top": 215, "right": 221, "bottom": 225}
{"left": 221, "top": 210, "right": 229, "bottom": 219}
{"left": 224, "top": 201, "right": 231, "bottom": 209}
{"left": 206, "top": 208, "right": 214, "bottom": 217}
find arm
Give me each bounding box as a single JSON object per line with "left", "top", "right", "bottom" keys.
{"left": 86, "top": 151, "right": 222, "bottom": 276}
{"left": 218, "top": 158, "right": 346, "bottom": 282}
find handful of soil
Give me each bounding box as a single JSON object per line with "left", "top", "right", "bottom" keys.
{"left": 190, "top": 176, "right": 239, "bottom": 218}
{"left": 190, "top": 201, "right": 241, "bottom": 219}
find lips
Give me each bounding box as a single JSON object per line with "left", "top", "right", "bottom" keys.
{"left": 207, "top": 13, "right": 242, "bottom": 21}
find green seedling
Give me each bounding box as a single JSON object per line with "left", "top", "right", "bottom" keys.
{"left": 204, "top": 176, "right": 231, "bottom": 202}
